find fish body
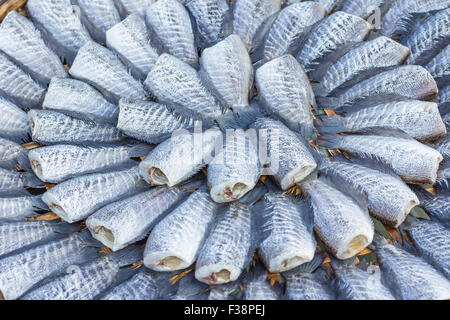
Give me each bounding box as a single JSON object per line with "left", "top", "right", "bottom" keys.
{"left": 113, "top": 0, "right": 155, "bottom": 18}
{"left": 315, "top": 36, "right": 410, "bottom": 97}
{"left": 405, "top": 8, "right": 450, "bottom": 65}
{"left": 43, "top": 78, "right": 118, "bottom": 124}
{"left": 374, "top": 236, "right": 450, "bottom": 300}
{"left": 316, "top": 100, "right": 447, "bottom": 142}
{"left": 331, "top": 259, "right": 395, "bottom": 300}
{"left": 144, "top": 188, "right": 220, "bottom": 271}
{"left": 145, "top": 0, "right": 198, "bottom": 66}
{"left": 426, "top": 45, "right": 450, "bottom": 88}
{"left": 300, "top": 178, "right": 374, "bottom": 259}
{"left": 75, "top": 0, "right": 121, "bottom": 43}
{"left": 256, "top": 193, "right": 316, "bottom": 273}
{"left": 0, "top": 11, "right": 67, "bottom": 85}
{"left": 70, "top": 41, "right": 147, "bottom": 104}
{"left": 139, "top": 127, "right": 222, "bottom": 187}
{"left": 0, "top": 98, "right": 29, "bottom": 143}
{"left": 261, "top": 2, "right": 326, "bottom": 62}
{"left": 318, "top": 132, "right": 444, "bottom": 185}
{"left": 318, "top": 158, "right": 420, "bottom": 228}
{"left": 28, "top": 110, "right": 126, "bottom": 145}
{"left": 145, "top": 54, "right": 223, "bottom": 121}
{"left": 0, "top": 168, "right": 42, "bottom": 194}
{"left": 117, "top": 98, "right": 200, "bottom": 145}
{"left": 341, "top": 0, "right": 385, "bottom": 18}
{"left": 0, "top": 53, "right": 45, "bottom": 109}
{"left": 319, "top": 65, "right": 438, "bottom": 110}
{"left": 186, "top": 0, "right": 231, "bottom": 47}
{"left": 200, "top": 35, "right": 253, "bottom": 113}
{"left": 42, "top": 166, "right": 146, "bottom": 223}
{"left": 26, "top": 0, "right": 92, "bottom": 64}
{"left": 0, "top": 138, "right": 29, "bottom": 170}
{"left": 106, "top": 13, "right": 160, "bottom": 80}
{"left": 0, "top": 232, "right": 99, "bottom": 300}
{"left": 87, "top": 185, "right": 189, "bottom": 251}
{"left": 251, "top": 118, "right": 317, "bottom": 190}
{"left": 255, "top": 55, "right": 315, "bottom": 134}
{"left": 232, "top": 0, "right": 282, "bottom": 52}
{"left": 296, "top": 11, "right": 372, "bottom": 80}
{"left": 101, "top": 269, "right": 160, "bottom": 300}
{"left": 28, "top": 144, "right": 149, "bottom": 183}
{"left": 0, "top": 195, "right": 47, "bottom": 221}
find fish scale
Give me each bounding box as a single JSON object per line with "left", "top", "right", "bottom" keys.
{"left": 406, "top": 219, "right": 450, "bottom": 279}
{"left": 315, "top": 36, "right": 410, "bottom": 97}
{"left": 101, "top": 270, "right": 159, "bottom": 300}
{"left": 262, "top": 2, "right": 326, "bottom": 62}
{"left": 0, "top": 98, "right": 29, "bottom": 143}
{"left": 113, "top": 0, "right": 156, "bottom": 18}
{"left": 341, "top": 0, "right": 385, "bottom": 18}
{"left": 405, "top": 8, "right": 450, "bottom": 66}
{"left": 26, "top": 0, "right": 92, "bottom": 64}
{"left": 0, "top": 195, "right": 46, "bottom": 221}
{"left": 300, "top": 178, "right": 374, "bottom": 260}
{"left": 0, "top": 53, "right": 45, "bottom": 109}
{"left": 319, "top": 160, "right": 419, "bottom": 227}
{"left": 0, "top": 11, "right": 67, "bottom": 85}
{"left": 284, "top": 269, "right": 335, "bottom": 300}
{"left": 42, "top": 166, "right": 146, "bottom": 223}
{"left": 145, "top": 0, "right": 198, "bottom": 66}
{"left": 144, "top": 189, "right": 220, "bottom": 271}
{"left": 426, "top": 45, "right": 449, "bottom": 87}
{"left": 70, "top": 41, "right": 147, "bottom": 104}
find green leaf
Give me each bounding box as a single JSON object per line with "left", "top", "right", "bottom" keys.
{"left": 410, "top": 206, "right": 431, "bottom": 220}
{"left": 371, "top": 217, "right": 391, "bottom": 239}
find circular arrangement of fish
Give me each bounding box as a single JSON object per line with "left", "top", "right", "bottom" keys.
{"left": 0, "top": 0, "right": 449, "bottom": 300}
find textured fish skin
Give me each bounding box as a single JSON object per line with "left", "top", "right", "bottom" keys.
{"left": 43, "top": 78, "right": 118, "bottom": 124}
{"left": 315, "top": 36, "right": 410, "bottom": 97}
{"left": 0, "top": 168, "right": 42, "bottom": 194}
{"left": 113, "top": 0, "right": 156, "bottom": 18}
{"left": 243, "top": 264, "right": 280, "bottom": 300}
{"left": 139, "top": 127, "right": 222, "bottom": 187}
{"left": 28, "top": 110, "right": 126, "bottom": 146}
{"left": 87, "top": 185, "right": 190, "bottom": 251}
{"left": 42, "top": 166, "right": 146, "bottom": 223}
{"left": 300, "top": 178, "right": 374, "bottom": 260}
{"left": 256, "top": 193, "right": 316, "bottom": 273}
{"left": 251, "top": 118, "right": 317, "bottom": 191}
{"left": 295, "top": 11, "right": 372, "bottom": 80}
{"left": 405, "top": 219, "right": 450, "bottom": 279}
{"left": 438, "top": 135, "right": 450, "bottom": 161}
{"left": 186, "top": 0, "right": 231, "bottom": 48}
{"left": 26, "top": 0, "right": 92, "bottom": 64}
{"left": 0, "top": 53, "right": 45, "bottom": 109}
{"left": 170, "top": 273, "right": 209, "bottom": 300}
{"left": 200, "top": 35, "right": 253, "bottom": 113}
{"left": 22, "top": 247, "right": 142, "bottom": 300}
{"left": 232, "top": 0, "right": 282, "bottom": 52}
{"left": 0, "top": 232, "right": 99, "bottom": 300}
{"left": 0, "top": 221, "right": 77, "bottom": 258}
{"left": 411, "top": 186, "right": 450, "bottom": 227}
{"left": 440, "top": 86, "right": 450, "bottom": 115}
{"left": 261, "top": 2, "right": 326, "bottom": 62}
{"left": 74, "top": 0, "right": 121, "bottom": 43}
{"left": 101, "top": 269, "right": 160, "bottom": 300}
{"left": 374, "top": 236, "right": 450, "bottom": 300}
{"left": 0, "top": 11, "right": 67, "bottom": 85}
{"left": 28, "top": 144, "right": 146, "bottom": 183}
{"left": 319, "top": 65, "right": 438, "bottom": 110}
{"left": 381, "top": 0, "right": 450, "bottom": 38}
{"left": 70, "top": 41, "right": 148, "bottom": 104}
{"left": 426, "top": 45, "right": 449, "bottom": 88}
{"left": 0, "top": 98, "right": 29, "bottom": 143}
{"left": 311, "top": 0, "right": 344, "bottom": 13}
{"left": 256, "top": 55, "right": 315, "bottom": 135}
{"left": 207, "top": 132, "right": 261, "bottom": 203}
{"left": 106, "top": 13, "right": 160, "bottom": 80}
{"left": 145, "top": 0, "right": 198, "bottom": 66}
{"left": 330, "top": 259, "right": 395, "bottom": 300}
{"left": 117, "top": 99, "right": 200, "bottom": 145}
{"left": 318, "top": 158, "right": 420, "bottom": 228}
{"left": 315, "top": 100, "right": 447, "bottom": 142}
{"left": 341, "top": 0, "right": 385, "bottom": 18}
{"left": 145, "top": 54, "right": 224, "bottom": 121}
{"left": 405, "top": 8, "right": 450, "bottom": 66}
{"left": 0, "top": 195, "right": 47, "bottom": 221}
{"left": 144, "top": 188, "right": 220, "bottom": 271}
{"left": 0, "top": 138, "right": 29, "bottom": 170}
{"left": 318, "top": 132, "right": 444, "bottom": 185}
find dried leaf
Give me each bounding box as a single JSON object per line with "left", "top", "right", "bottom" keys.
{"left": 26, "top": 212, "right": 60, "bottom": 221}
{"left": 410, "top": 206, "right": 431, "bottom": 220}
{"left": 170, "top": 268, "right": 193, "bottom": 285}
{"left": 371, "top": 217, "right": 391, "bottom": 239}
{"left": 385, "top": 225, "right": 403, "bottom": 244}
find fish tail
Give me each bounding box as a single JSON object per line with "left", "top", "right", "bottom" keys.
{"left": 300, "top": 122, "right": 315, "bottom": 141}
{"left": 314, "top": 117, "right": 347, "bottom": 135}
{"left": 317, "top": 96, "right": 340, "bottom": 109}
{"left": 22, "top": 172, "right": 44, "bottom": 188}
{"left": 128, "top": 144, "right": 154, "bottom": 158}
{"left": 31, "top": 195, "right": 48, "bottom": 211}
{"left": 369, "top": 233, "right": 389, "bottom": 250}
{"left": 110, "top": 245, "right": 144, "bottom": 267}
{"left": 52, "top": 221, "right": 81, "bottom": 235}
{"left": 316, "top": 134, "right": 343, "bottom": 149}
{"left": 311, "top": 83, "right": 328, "bottom": 98}
{"left": 238, "top": 182, "right": 268, "bottom": 206}
{"left": 17, "top": 150, "right": 31, "bottom": 170}
{"left": 297, "top": 252, "right": 326, "bottom": 274}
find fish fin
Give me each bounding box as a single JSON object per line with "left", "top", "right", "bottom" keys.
{"left": 314, "top": 117, "right": 347, "bottom": 134}
{"left": 250, "top": 11, "right": 280, "bottom": 60}
{"left": 31, "top": 195, "right": 49, "bottom": 211}
{"left": 16, "top": 149, "right": 31, "bottom": 170}
{"left": 128, "top": 144, "right": 154, "bottom": 158}
{"left": 316, "top": 134, "right": 343, "bottom": 149}
{"left": 110, "top": 245, "right": 144, "bottom": 267}
{"left": 51, "top": 221, "right": 81, "bottom": 235}
{"left": 216, "top": 107, "right": 262, "bottom": 130}
{"left": 357, "top": 127, "right": 415, "bottom": 140}
{"left": 399, "top": 215, "right": 420, "bottom": 231}
{"left": 238, "top": 182, "right": 268, "bottom": 206}
{"left": 329, "top": 256, "right": 357, "bottom": 269}
{"left": 22, "top": 172, "right": 44, "bottom": 188}
{"left": 369, "top": 232, "right": 389, "bottom": 250}
{"left": 179, "top": 175, "right": 207, "bottom": 192}
{"left": 300, "top": 123, "right": 315, "bottom": 141}
{"left": 317, "top": 96, "right": 340, "bottom": 109}
{"left": 77, "top": 229, "right": 104, "bottom": 248}
{"left": 347, "top": 156, "right": 400, "bottom": 178}
{"left": 311, "top": 83, "right": 328, "bottom": 98}
{"left": 310, "top": 147, "right": 331, "bottom": 168}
